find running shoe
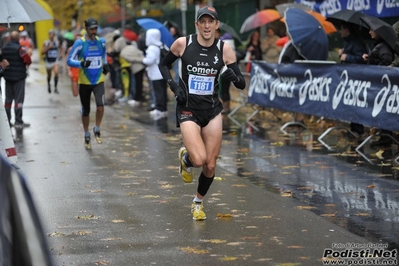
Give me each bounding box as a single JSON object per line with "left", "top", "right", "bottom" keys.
{"left": 127, "top": 99, "right": 141, "bottom": 107}
{"left": 178, "top": 147, "right": 194, "bottom": 183}
{"left": 54, "top": 88, "right": 59, "bottom": 94}
{"left": 14, "top": 122, "right": 30, "bottom": 129}
{"left": 84, "top": 134, "right": 91, "bottom": 150}
{"left": 93, "top": 127, "right": 102, "bottom": 144}
{"left": 191, "top": 202, "right": 206, "bottom": 220}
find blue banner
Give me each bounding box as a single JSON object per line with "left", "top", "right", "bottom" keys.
{"left": 248, "top": 61, "right": 399, "bottom": 131}
{"left": 295, "top": 0, "right": 399, "bottom": 18}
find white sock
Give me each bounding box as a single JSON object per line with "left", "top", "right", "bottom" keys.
{"left": 193, "top": 197, "right": 202, "bottom": 203}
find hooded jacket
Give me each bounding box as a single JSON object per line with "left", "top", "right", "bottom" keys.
{"left": 142, "top": 28, "right": 163, "bottom": 80}
{"left": 391, "top": 21, "right": 399, "bottom": 67}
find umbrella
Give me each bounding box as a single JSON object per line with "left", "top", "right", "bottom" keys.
{"left": 219, "top": 22, "right": 242, "bottom": 44}
{"left": 0, "top": 0, "right": 53, "bottom": 27}
{"left": 276, "top": 36, "right": 289, "bottom": 47}
{"left": 281, "top": 10, "right": 336, "bottom": 34}
{"left": 326, "top": 10, "right": 370, "bottom": 39}
{"left": 276, "top": 3, "right": 312, "bottom": 16}
{"left": 63, "top": 31, "right": 74, "bottom": 41}
{"left": 240, "top": 9, "right": 281, "bottom": 33}
{"left": 99, "top": 26, "right": 116, "bottom": 37}
{"left": 164, "top": 20, "right": 183, "bottom": 37}
{"left": 360, "top": 15, "right": 399, "bottom": 54}
{"left": 136, "top": 18, "right": 175, "bottom": 47}
{"left": 285, "top": 8, "right": 329, "bottom": 60}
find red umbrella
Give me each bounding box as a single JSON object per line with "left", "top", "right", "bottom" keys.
{"left": 240, "top": 9, "right": 281, "bottom": 34}
{"left": 276, "top": 36, "right": 289, "bottom": 47}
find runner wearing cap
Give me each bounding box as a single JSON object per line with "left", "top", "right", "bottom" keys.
{"left": 67, "top": 17, "right": 109, "bottom": 150}
{"left": 159, "top": 6, "right": 246, "bottom": 220}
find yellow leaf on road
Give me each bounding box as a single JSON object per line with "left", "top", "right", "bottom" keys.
{"left": 219, "top": 256, "right": 238, "bottom": 261}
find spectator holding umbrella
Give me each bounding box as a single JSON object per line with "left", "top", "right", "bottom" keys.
{"left": 361, "top": 15, "right": 395, "bottom": 146}
{"left": 338, "top": 22, "right": 370, "bottom": 139}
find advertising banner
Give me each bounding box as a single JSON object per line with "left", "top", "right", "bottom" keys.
{"left": 248, "top": 61, "right": 399, "bottom": 131}
{"left": 295, "top": 0, "right": 399, "bottom": 18}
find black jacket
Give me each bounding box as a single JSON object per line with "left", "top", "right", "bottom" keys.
{"left": 368, "top": 39, "right": 394, "bottom": 66}
{"left": 342, "top": 34, "right": 369, "bottom": 64}
{"left": 2, "top": 41, "right": 27, "bottom": 81}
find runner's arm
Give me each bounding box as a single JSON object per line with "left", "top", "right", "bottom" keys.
{"left": 67, "top": 40, "right": 83, "bottom": 68}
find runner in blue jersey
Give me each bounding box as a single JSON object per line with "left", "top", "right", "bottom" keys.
{"left": 67, "top": 18, "right": 110, "bottom": 150}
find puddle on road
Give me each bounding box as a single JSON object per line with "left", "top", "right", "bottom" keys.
{"left": 220, "top": 115, "right": 399, "bottom": 249}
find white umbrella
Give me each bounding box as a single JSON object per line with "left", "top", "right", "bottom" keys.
{"left": 0, "top": 0, "right": 53, "bottom": 27}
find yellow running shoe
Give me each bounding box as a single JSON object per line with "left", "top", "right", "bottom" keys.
{"left": 178, "top": 147, "right": 194, "bottom": 183}
{"left": 84, "top": 135, "right": 91, "bottom": 150}
{"left": 191, "top": 202, "right": 206, "bottom": 220}
{"left": 93, "top": 127, "right": 103, "bottom": 144}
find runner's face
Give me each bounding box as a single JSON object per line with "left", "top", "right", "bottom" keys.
{"left": 87, "top": 27, "right": 98, "bottom": 40}
{"left": 196, "top": 15, "right": 219, "bottom": 41}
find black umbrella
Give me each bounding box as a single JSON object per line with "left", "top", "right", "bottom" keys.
{"left": 219, "top": 22, "right": 242, "bottom": 44}
{"left": 360, "top": 14, "right": 399, "bottom": 54}
{"left": 326, "top": 9, "right": 370, "bottom": 39}
{"left": 163, "top": 20, "right": 183, "bottom": 37}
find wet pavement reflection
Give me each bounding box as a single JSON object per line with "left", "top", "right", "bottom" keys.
{"left": 121, "top": 103, "right": 399, "bottom": 249}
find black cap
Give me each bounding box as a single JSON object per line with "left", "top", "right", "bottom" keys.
{"left": 85, "top": 18, "right": 99, "bottom": 29}
{"left": 197, "top": 6, "right": 218, "bottom": 21}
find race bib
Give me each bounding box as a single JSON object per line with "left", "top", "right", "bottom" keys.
{"left": 47, "top": 50, "right": 58, "bottom": 58}
{"left": 188, "top": 74, "right": 215, "bottom": 95}
{"left": 86, "top": 56, "right": 102, "bottom": 69}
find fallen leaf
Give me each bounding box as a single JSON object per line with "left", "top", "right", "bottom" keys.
{"left": 355, "top": 212, "right": 370, "bottom": 217}
{"left": 227, "top": 242, "right": 245, "bottom": 246}
{"left": 217, "top": 213, "right": 232, "bottom": 218}
{"left": 47, "top": 232, "right": 66, "bottom": 237}
{"left": 281, "top": 191, "right": 293, "bottom": 197}
{"left": 320, "top": 212, "right": 337, "bottom": 217}
{"left": 231, "top": 184, "right": 246, "bottom": 187}
{"left": 111, "top": 219, "right": 125, "bottom": 223}
{"left": 366, "top": 184, "right": 375, "bottom": 189}
{"left": 200, "top": 239, "right": 227, "bottom": 244}
{"left": 179, "top": 246, "right": 210, "bottom": 254}
{"left": 271, "top": 141, "right": 284, "bottom": 146}
{"left": 373, "top": 149, "right": 384, "bottom": 160}
{"left": 77, "top": 214, "right": 100, "bottom": 220}
{"left": 254, "top": 215, "right": 272, "bottom": 219}
{"left": 287, "top": 245, "right": 305, "bottom": 249}
{"left": 219, "top": 256, "right": 238, "bottom": 261}
{"left": 101, "top": 238, "right": 123, "bottom": 241}
{"left": 95, "top": 260, "right": 110, "bottom": 265}
{"left": 297, "top": 206, "right": 317, "bottom": 210}
{"left": 141, "top": 195, "right": 160, "bottom": 199}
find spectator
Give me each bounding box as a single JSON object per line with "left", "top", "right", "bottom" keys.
{"left": 2, "top": 31, "right": 32, "bottom": 129}
{"left": 245, "top": 30, "right": 262, "bottom": 73}
{"left": 338, "top": 22, "right": 370, "bottom": 138}
{"left": 362, "top": 25, "right": 395, "bottom": 146}
{"left": 261, "top": 27, "right": 281, "bottom": 63}
{"left": 143, "top": 29, "right": 168, "bottom": 120}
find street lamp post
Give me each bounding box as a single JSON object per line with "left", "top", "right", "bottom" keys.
{"left": 120, "top": 0, "right": 126, "bottom": 29}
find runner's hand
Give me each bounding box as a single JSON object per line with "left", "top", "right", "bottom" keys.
{"left": 81, "top": 60, "right": 92, "bottom": 68}
{"left": 102, "top": 64, "right": 110, "bottom": 75}
{"left": 169, "top": 81, "right": 186, "bottom": 104}
{"left": 220, "top": 68, "right": 237, "bottom": 83}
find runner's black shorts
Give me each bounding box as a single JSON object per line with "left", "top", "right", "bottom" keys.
{"left": 79, "top": 82, "right": 105, "bottom": 116}
{"left": 176, "top": 103, "right": 223, "bottom": 128}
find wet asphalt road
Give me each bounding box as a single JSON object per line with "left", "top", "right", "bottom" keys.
{"left": 6, "top": 51, "right": 399, "bottom": 265}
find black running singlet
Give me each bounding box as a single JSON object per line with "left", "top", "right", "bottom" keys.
{"left": 180, "top": 34, "right": 225, "bottom": 110}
